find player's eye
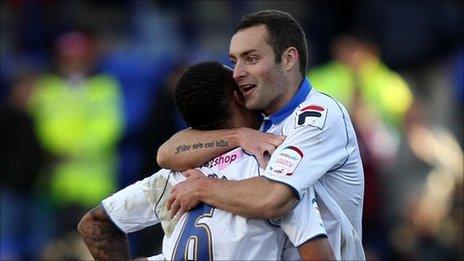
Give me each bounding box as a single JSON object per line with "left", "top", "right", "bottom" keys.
{"left": 245, "top": 56, "right": 258, "bottom": 64}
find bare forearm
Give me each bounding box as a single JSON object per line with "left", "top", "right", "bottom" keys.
{"left": 78, "top": 205, "right": 130, "bottom": 261}
{"left": 196, "top": 177, "right": 297, "bottom": 219}
{"left": 298, "top": 236, "right": 335, "bottom": 260}
{"left": 157, "top": 128, "right": 240, "bottom": 170}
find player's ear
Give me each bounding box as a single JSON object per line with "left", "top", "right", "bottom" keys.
{"left": 282, "top": 47, "right": 298, "bottom": 72}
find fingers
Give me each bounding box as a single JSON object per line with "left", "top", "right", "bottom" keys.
{"left": 273, "top": 135, "right": 286, "bottom": 146}
{"left": 167, "top": 189, "right": 186, "bottom": 219}
{"left": 261, "top": 132, "right": 285, "bottom": 139}
{"left": 261, "top": 144, "right": 276, "bottom": 159}
{"left": 175, "top": 210, "right": 186, "bottom": 221}
{"left": 256, "top": 154, "right": 267, "bottom": 169}
{"left": 166, "top": 189, "right": 176, "bottom": 211}
{"left": 256, "top": 150, "right": 273, "bottom": 169}
{"left": 167, "top": 185, "right": 182, "bottom": 218}
{"left": 267, "top": 143, "right": 278, "bottom": 155}
{"left": 167, "top": 180, "right": 200, "bottom": 219}
{"left": 264, "top": 149, "right": 273, "bottom": 164}
{"left": 182, "top": 168, "right": 204, "bottom": 178}
{"left": 169, "top": 200, "right": 181, "bottom": 219}
{"left": 168, "top": 198, "right": 191, "bottom": 219}
{"left": 245, "top": 140, "right": 278, "bottom": 168}
{"left": 254, "top": 132, "right": 285, "bottom": 147}
{"left": 182, "top": 169, "right": 193, "bottom": 178}
{"left": 265, "top": 134, "right": 286, "bottom": 147}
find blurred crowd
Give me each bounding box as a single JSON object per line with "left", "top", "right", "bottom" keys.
{"left": 0, "top": 1, "right": 462, "bottom": 260}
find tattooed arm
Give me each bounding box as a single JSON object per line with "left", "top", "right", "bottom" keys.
{"left": 78, "top": 204, "right": 130, "bottom": 261}
{"left": 157, "top": 128, "right": 285, "bottom": 170}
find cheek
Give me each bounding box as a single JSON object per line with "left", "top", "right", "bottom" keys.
{"left": 254, "top": 64, "right": 275, "bottom": 83}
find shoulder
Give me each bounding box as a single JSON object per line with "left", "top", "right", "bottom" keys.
{"left": 304, "top": 89, "right": 346, "bottom": 112}
{"left": 287, "top": 90, "right": 348, "bottom": 131}
{"left": 139, "top": 169, "right": 175, "bottom": 189}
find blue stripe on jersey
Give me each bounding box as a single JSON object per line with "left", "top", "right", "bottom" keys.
{"left": 261, "top": 78, "right": 312, "bottom": 130}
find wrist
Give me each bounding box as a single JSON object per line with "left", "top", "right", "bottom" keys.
{"left": 195, "top": 176, "right": 214, "bottom": 202}
{"left": 226, "top": 128, "right": 243, "bottom": 148}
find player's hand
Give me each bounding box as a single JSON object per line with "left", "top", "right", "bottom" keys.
{"left": 167, "top": 169, "right": 205, "bottom": 219}
{"left": 236, "top": 127, "right": 286, "bottom": 168}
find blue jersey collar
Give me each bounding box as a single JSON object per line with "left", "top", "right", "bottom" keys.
{"left": 262, "top": 78, "right": 312, "bottom": 131}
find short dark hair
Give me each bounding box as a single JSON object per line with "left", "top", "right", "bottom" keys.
{"left": 175, "top": 61, "right": 238, "bottom": 130}
{"left": 235, "top": 10, "right": 308, "bottom": 77}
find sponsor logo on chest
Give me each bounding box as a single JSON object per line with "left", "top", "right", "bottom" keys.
{"left": 203, "top": 149, "right": 244, "bottom": 171}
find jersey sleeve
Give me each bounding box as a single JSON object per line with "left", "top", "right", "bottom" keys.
{"left": 281, "top": 237, "right": 300, "bottom": 260}
{"left": 280, "top": 186, "right": 327, "bottom": 247}
{"left": 102, "top": 169, "right": 173, "bottom": 233}
{"left": 263, "top": 99, "right": 352, "bottom": 199}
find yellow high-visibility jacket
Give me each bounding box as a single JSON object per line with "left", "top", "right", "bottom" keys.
{"left": 29, "top": 73, "right": 124, "bottom": 207}
{"left": 308, "top": 60, "right": 413, "bottom": 129}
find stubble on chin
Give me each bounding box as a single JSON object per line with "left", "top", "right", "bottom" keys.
{"left": 245, "top": 98, "right": 267, "bottom": 113}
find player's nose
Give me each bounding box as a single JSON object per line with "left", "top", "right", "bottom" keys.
{"left": 233, "top": 62, "right": 247, "bottom": 81}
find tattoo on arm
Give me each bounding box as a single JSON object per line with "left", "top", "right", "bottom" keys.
{"left": 78, "top": 205, "right": 130, "bottom": 261}
{"left": 174, "top": 140, "right": 229, "bottom": 154}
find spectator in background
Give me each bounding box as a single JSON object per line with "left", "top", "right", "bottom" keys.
{"left": 27, "top": 31, "right": 123, "bottom": 258}
{"left": 308, "top": 32, "right": 414, "bottom": 260}
{"left": 0, "top": 72, "right": 48, "bottom": 260}
{"left": 309, "top": 33, "right": 413, "bottom": 158}
{"left": 384, "top": 46, "right": 463, "bottom": 260}
{"left": 388, "top": 97, "right": 463, "bottom": 260}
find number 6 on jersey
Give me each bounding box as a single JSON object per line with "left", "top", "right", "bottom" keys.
{"left": 172, "top": 204, "right": 215, "bottom": 260}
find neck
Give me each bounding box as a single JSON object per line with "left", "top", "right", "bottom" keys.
{"left": 286, "top": 75, "right": 304, "bottom": 100}
{"left": 264, "top": 74, "right": 304, "bottom": 116}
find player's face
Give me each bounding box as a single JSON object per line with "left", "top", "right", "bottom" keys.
{"left": 229, "top": 25, "right": 289, "bottom": 115}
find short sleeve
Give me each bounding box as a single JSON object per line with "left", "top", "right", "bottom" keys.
{"left": 101, "top": 170, "right": 172, "bottom": 233}
{"left": 281, "top": 187, "right": 327, "bottom": 247}
{"left": 263, "top": 100, "right": 350, "bottom": 199}
{"left": 281, "top": 237, "right": 300, "bottom": 260}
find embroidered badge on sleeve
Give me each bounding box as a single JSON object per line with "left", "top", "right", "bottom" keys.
{"left": 295, "top": 105, "right": 327, "bottom": 130}
{"left": 269, "top": 146, "right": 303, "bottom": 176}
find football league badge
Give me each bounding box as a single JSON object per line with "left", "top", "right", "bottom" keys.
{"left": 269, "top": 146, "right": 303, "bottom": 176}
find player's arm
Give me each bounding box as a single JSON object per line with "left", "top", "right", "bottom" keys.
{"left": 297, "top": 236, "right": 335, "bottom": 260}
{"left": 166, "top": 112, "right": 344, "bottom": 219}
{"left": 157, "top": 127, "right": 285, "bottom": 171}
{"left": 78, "top": 204, "right": 131, "bottom": 260}
{"left": 168, "top": 170, "right": 297, "bottom": 219}
{"left": 281, "top": 186, "right": 335, "bottom": 260}
{"left": 78, "top": 172, "right": 169, "bottom": 260}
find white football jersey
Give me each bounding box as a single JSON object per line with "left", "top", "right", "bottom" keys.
{"left": 261, "top": 78, "right": 366, "bottom": 260}
{"left": 102, "top": 148, "right": 322, "bottom": 260}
